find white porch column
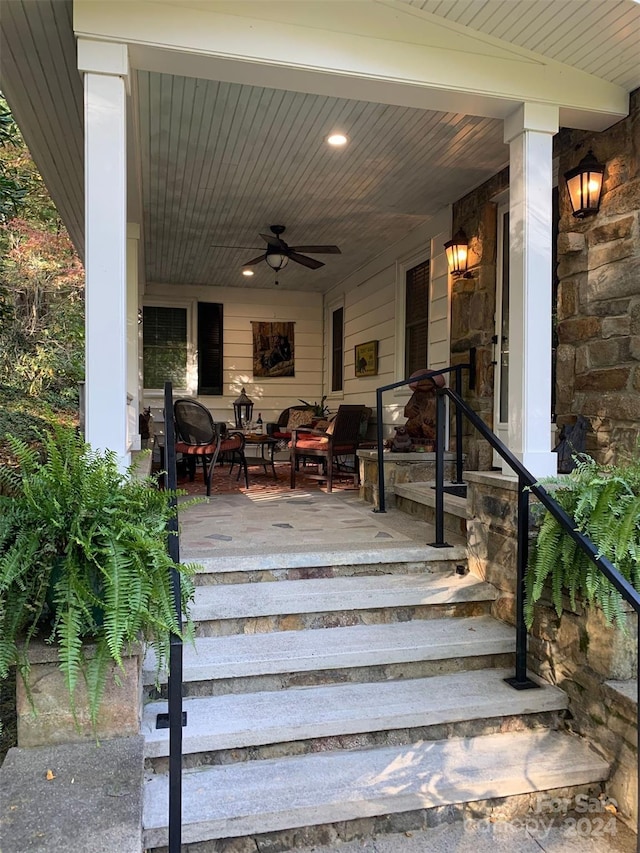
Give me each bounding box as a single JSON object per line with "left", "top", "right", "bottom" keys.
{"left": 78, "top": 40, "right": 130, "bottom": 466}
{"left": 503, "top": 103, "right": 559, "bottom": 479}
{"left": 127, "top": 223, "right": 141, "bottom": 450}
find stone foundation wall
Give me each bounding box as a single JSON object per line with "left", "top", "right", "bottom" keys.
{"left": 466, "top": 471, "right": 638, "bottom": 827}
{"left": 357, "top": 449, "right": 456, "bottom": 507}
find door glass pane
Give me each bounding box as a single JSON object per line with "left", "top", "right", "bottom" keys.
{"left": 499, "top": 211, "right": 509, "bottom": 423}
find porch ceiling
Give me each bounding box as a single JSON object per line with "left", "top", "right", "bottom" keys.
{"left": 139, "top": 71, "right": 506, "bottom": 291}
{"left": 2, "top": 1, "right": 640, "bottom": 295}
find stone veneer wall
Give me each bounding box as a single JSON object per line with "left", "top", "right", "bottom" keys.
{"left": 450, "top": 169, "right": 508, "bottom": 470}
{"left": 466, "top": 471, "right": 638, "bottom": 826}
{"left": 450, "top": 88, "right": 640, "bottom": 468}
{"left": 555, "top": 88, "right": 640, "bottom": 463}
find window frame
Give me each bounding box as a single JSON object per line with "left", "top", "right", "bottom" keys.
{"left": 394, "top": 248, "right": 430, "bottom": 395}
{"left": 142, "top": 298, "right": 194, "bottom": 397}
{"left": 330, "top": 303, "right": 344, "bottom": 393}
{"left": 325, "top": 296, "right": 345, "bottom": 402}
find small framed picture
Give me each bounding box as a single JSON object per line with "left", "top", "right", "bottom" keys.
{"left": 354, "top": 340, "right": 378, "bottom": 377}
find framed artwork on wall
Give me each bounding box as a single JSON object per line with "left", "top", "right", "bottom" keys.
{"left": 354, "top": 340, "right": 378, "bottom": 377}
{"left": 252, "top": 321, "right": 295, "bottom": 377}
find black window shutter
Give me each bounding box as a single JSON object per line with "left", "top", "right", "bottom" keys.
{"left": 332, "top": 306, "right": 344, "bottom": 392}
{"left": 198, "top": 302, "right": 223, "bottom": 395}
{"left": 405, "top": 260, "right": 430, "bottom": 376}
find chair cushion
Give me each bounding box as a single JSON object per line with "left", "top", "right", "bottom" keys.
{"left": 286, "top": 409, "right": 314, "bottom": 431}
{"left": 176, "top": 435, "right": 242, "bottom": 456}
{"left": 294, "top": 435, "right": 329, "bottom": 449}
{"left": 271, "top": 430, "right": 291, "bottom": 440}
{"left": 176, "top": 441, "right": 217, "bottom": 456}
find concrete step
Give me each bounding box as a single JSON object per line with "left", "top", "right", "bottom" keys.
{"left": 142, "top": 729, "right": 609, "bottom": 849}
{"left": 142, "top": 667, "right": 567, "bottom": 762}
{"left": 144, "top": 615, "right": 515, "bottom": 695}
{"left": 193, "top": 545, "right": 467, "bottom": 585}
{"left": 394, "top": 482, "right": 468, "bottom": 538}
{"left": 191, "top": 571, "right": 498, "bottom": 636}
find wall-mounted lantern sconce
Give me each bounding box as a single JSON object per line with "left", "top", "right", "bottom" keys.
{"left": 445, "top": 230, "right": 471, "bottom": 278}
{"left": 564, "top": 150, "right": 604, "bottom": 218}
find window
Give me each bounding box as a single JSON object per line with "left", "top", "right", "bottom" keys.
{"left": 197, "top": 302, "right": 223, "bottom": 395}
{"left": 405, "top": 259, "right": 430, "bottom": 376}
{"left": 331, "top": 306, "right": 344, "bottom": 392}
{"left": 143, "top": 302, "right": 224, "bottom": 394}
{"left": 143, "top": 306, "right": 188, "bottom": 390}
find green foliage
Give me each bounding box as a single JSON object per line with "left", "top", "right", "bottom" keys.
{"left": 298, "top": 396, "right": 330, "bottom": 418}
{"left": 0, "top": 95, "right": 83, "bottom": 462}
{"left": 0, "top": 425, "right": 197, "bottom": 729}
{"left": 526, "top": 453, "right": 640, "bottom": 629}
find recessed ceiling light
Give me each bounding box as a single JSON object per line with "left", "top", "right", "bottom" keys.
{"left": 242, "top": 269, "right": 254, "bottom": 277}
{"left": 327, "top": 133, "right": 348, "bottom": 147}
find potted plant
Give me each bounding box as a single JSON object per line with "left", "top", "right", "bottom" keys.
{"left": 298, "top": 396, "right": 330, "bottom": 418}
{"left": 526, "top": 452, "right": 640, "bottom": 629}
{"left": 0, "top": 425, "right": 197, "bottom": 742}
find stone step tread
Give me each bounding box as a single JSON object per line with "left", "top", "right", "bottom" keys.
{"left": 142, "top": 668, "right": 567, "bottom": 758}
{"left": 394, "top": 482, "right": 468, "bottom": 518}
{"left": 192, "top": 544, "right": 468, "bottom": 574}
{"left": 142, "top": 729, "right": 608, "bottom": 847}
{"left": 190, "top": 572, "right": 497, "bottom": 621}
{"left": 144, "top": 615, "right": 515, "bottom": 685}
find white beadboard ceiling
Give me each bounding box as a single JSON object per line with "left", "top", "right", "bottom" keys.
{"left": 402, "top": 1, "right": 640, "bottom": 90}
{"left": 2, "top": 1, "right": 640, "bottom": 293}
{"left": 139, "top": 71, "right": 506, "bottom": 291}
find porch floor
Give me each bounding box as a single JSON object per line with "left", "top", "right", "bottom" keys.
{"left": 177, "top": 461, "right": 467, "bottom": 564}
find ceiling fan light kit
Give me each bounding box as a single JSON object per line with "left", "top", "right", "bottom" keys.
{"left": 265, "top": 250, "right": 289, "bottom": 271}
{"left": 241, "top": 225, "right": 341, "bottom": 273}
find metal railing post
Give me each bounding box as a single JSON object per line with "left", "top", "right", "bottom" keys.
{"left": 454, "top": 366, "right": 464, "bottom": 484}
{"left": 163, "top": 381, "right": 184, "bottom": 853}
{"left": 429, "top": 390, "right": 449, "bottom": 548}
{"left": 504, "top": 475, "right": 537, "bottom": 690}
{"left": 374, "top": 387, "right": 386, "bottom": 513}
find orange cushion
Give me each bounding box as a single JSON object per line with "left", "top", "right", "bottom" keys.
{"left": 176, "top": 435, "right": 242, "bottom": 455}
{"left": 176, "top": 441, "right": 217, "bottom": 455}
{"left": 294, "top": 435, "right": 329, "bottom": 449}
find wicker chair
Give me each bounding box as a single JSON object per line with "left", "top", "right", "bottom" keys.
{"left": 173, "top": 398, "right": 247, "bottom": 495}
{"left": 290, "top": 404, "right": 366, "bottom": 493}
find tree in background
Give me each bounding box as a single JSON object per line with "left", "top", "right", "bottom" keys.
{"left": 0, "top": 94, "right": 84, "bottom": 452}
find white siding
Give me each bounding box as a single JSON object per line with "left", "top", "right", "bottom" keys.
{"left": 143, "top": 282, "right": 323, "bottom": 427}
{"left": 323, "top": 209, "right": 451, "bottom": 439}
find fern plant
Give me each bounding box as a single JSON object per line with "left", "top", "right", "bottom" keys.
{"left": 526, "top": 453, "right": 640, "bottom": 629}
{"left": 0, "top": 425, "right": 197, "bottom": 729}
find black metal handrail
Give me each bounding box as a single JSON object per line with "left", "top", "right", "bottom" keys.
{"left": 373, "top": 350, "right": 476, "bottom": 514}
{"left": 433, "top": 385, "right": 640, "bottom": 832}
{"left": 163, "top": 381, "right": 184, "bottom": 853}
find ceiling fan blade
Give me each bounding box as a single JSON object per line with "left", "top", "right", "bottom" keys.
{"left": 259, "top": 232, "right": 285, "bottom": 246}
{"left": 289, "top": 252, "right": 324, "bottom": 270}
{"left": 290, "top": 245, "right": 341, "bottom": 254}
{"left": 241, "top": 254, "right": 266, "bottom": 266}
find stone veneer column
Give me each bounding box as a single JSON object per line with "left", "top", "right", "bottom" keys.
{"left": 504, "top": 104, "right": 559, "bottom": 479}
{"left": 78, "top": 39, "right": 130, "bottom": 466}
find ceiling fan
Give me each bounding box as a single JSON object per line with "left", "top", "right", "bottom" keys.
{"left": 211, "top": 225, "right": 341, "bottom": 272}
